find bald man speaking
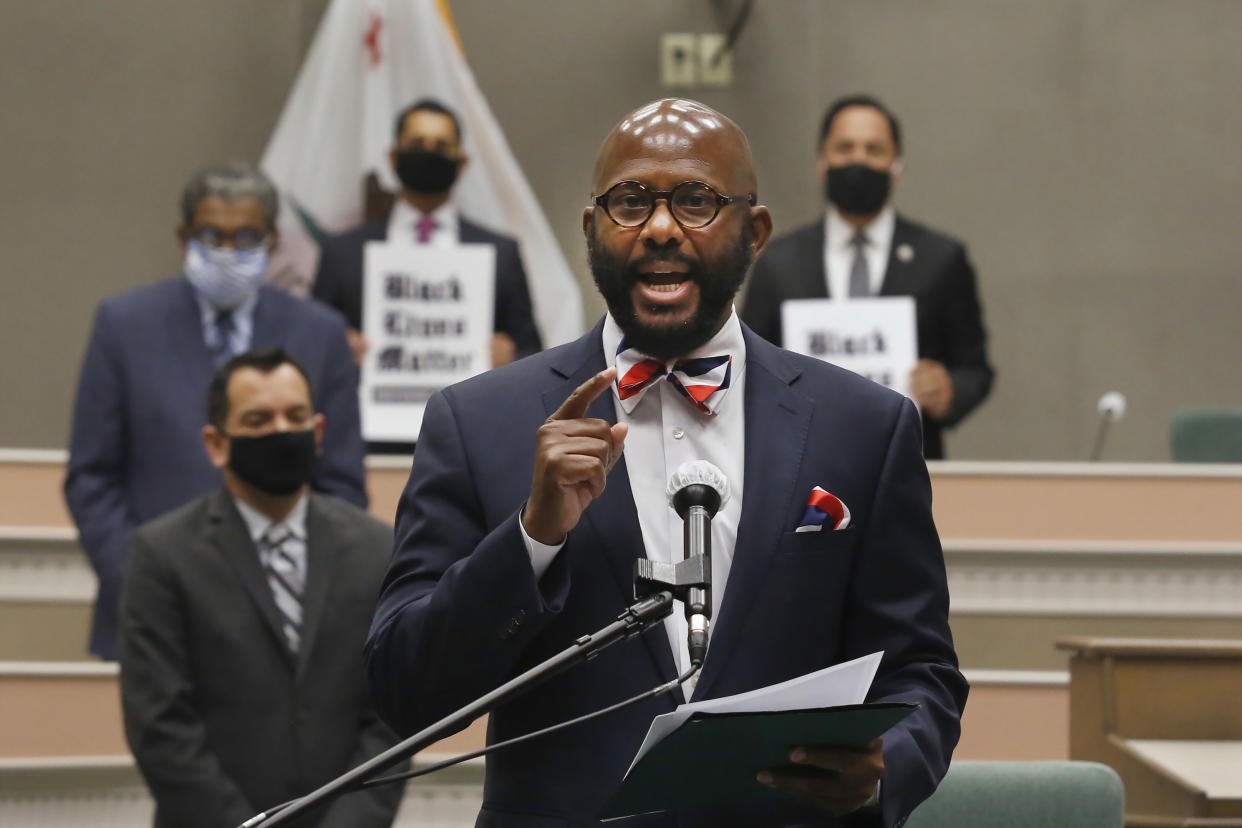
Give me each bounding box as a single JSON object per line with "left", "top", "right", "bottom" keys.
{"left": 366, "top": 100, "right": 966, "bottom": 827}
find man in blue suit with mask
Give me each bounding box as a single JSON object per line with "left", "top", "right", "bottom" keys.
{"left": 367, "top": 100, "right": 965, "bottom": 827}
{"left": 65, "top": 161, "right": 367, "bottom": 660}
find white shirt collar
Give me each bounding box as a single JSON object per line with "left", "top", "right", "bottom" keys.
{"left": 232, "top": 490, "right": 309, "bottom": 544}
{"left": 191, "top": 285, "right": 258, "bottom": 323}
{"left": 825, "top": 203, "right": 896, "bottom": 250}
{"left": 389, "top": 197, "right": 459, "bottom": 242}
{"left": 602, "top": 307, "right": 746, "bottom": 370}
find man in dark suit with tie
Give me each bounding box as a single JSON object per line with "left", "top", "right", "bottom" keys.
{"left": 741, "top": 95, "right": 994, "bottom": 459}
{"left": 119, "top": 348, "right": 403, "bottom": 828}
{"left": 366, "top": 98, "right": 966, "bottom": 827}
{"left": 312, "top": 98, "right": 543, "bottom": 371}
{"left": 64, "top": 161, "right": 367, "bottom": 661}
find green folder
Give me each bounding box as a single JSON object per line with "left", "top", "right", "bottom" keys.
{"left": 601, "top": 702, "right": 918, "bottom": 820}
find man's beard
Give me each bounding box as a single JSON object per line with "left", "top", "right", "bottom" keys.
{"left": 588, "top": 224, "right": 753, "bottom": 360}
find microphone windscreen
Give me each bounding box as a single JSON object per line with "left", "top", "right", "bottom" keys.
{"left": 1097, "top": 391, "right": 1127, "bottom": 421}
{"left": 666, "top": 460, "right": 729, "bottom": 507}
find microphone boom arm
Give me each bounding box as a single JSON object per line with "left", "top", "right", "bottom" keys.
{"left": 243, "top": 591, "right": 676, "bottom": 827}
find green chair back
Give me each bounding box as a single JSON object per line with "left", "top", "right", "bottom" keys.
{"left": 905, "top": 760, "right": 1124, "bottom": 828}
{"left": 1170, "top": 407, "right": 1242, "bottom": 463}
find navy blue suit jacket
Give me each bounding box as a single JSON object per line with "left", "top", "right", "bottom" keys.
{"left": 366, "top": 320, "right": 966, "bottom": 827}
{"left": 741, "top": 216, "right": 994, "bottom": 460}
{"left": 65, "top": 277, "right": 367, "bottom": 659}
{"left": 312, "top": 215, "right": 543, "bottom": 358}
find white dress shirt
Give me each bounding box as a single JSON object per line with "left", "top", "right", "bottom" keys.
{"left": 233, "top": 491, "right": 310, "bottom": 576}
{"left": 193, "top": 289, "right": 257, "bottom": 356}
{"left": 823, "top": 204, "right": 896, "bottom": 299}
{"left": 522, "top": 310, "right": 747, "bottom": 698}
{"left": 388, "top": 198, "right": 460, "bottom": 248}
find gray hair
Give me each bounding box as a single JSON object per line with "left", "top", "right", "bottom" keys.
{"left": 180, "top": 161, "right": 279, "bottom": 229}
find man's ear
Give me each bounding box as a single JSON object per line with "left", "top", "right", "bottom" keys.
{"left": 202, "top": 424, "right": 230, "bottom": 469}
{"left": 388, "top": 146, "right": 399, "bottom": 172}
{"left": 312, "top": 413, "right": 326, "bottom": 454}
{"left": 890, "top": 157, "right": 905, "bottom": 189}
{"left": 815, "top": 155, "right": 830, "bottom": 187}
{"left": 748, "top": 205, "right": 774, "bottom": 261}
{"left": 456, "top": 153, "right": 469, "bottom": 176}
{"left": 582, "top": 207, "right": 595, "bottom": 239}
{"left": 176, "top": 224, "right": 191, "bottom": 250}
{"left": 814, "top": 139, "right": 831, "bottom": 187}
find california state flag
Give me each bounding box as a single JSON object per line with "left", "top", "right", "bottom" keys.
{"left": 260, "top": 0, "right": 582, "bottom": 346}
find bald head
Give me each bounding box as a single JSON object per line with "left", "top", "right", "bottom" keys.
{"left": 583, "top": 98, "right": 772, "bottom": 361}
{"left": 592, "top": 99, "right": 758, "bottom": 196}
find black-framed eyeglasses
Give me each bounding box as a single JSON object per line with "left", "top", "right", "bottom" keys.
{"left": 191, "top": 227, "right": 271, "bottom": 251}
{"left": 592, "top": 180, "right": 756, "bottom": 229}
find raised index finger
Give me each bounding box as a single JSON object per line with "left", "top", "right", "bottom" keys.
{"left": 550, "top": 367, "right": 618, "bottom": 421}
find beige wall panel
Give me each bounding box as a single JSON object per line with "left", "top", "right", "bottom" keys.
{"left": 0, "top": 604, "right": 92, "bottom": 662}
{"left": 953, "top": 614, "right": 1242, "bottom": 672}
{"left": 955, "top": 684, "right": 1068, "bottom": 761}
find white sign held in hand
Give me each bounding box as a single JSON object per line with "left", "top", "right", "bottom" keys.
{"left": 360, "top": 241, "right": 496, "bottom": 441}
{"left": 781, "top": 297, "right": 918, "bottom": 397}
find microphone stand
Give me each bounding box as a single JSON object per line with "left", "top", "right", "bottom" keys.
{"left": 1088, "top": 415, "right": 1112, "bottom": 462}
{"left": 242, "top": 591, "right": 675, "bottom": 827}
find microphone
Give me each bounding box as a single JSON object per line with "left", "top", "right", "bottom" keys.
{"left": 666, "top": 461, "right": 729, "bottom": 668}
{"left": 1089, "top": 391, "right": 1127, "bottom": 461}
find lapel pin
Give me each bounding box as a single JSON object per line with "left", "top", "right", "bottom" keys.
{"left": 896, "top": 243, "right": 915, "bottom": 263}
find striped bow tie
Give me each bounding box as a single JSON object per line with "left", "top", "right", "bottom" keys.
{"left": 615, "top": 342, "right": 733, "bottom": 415}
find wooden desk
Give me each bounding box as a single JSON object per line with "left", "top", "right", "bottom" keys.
{"left": 1058, "top": 637, "right": 1242, "bottom": 824}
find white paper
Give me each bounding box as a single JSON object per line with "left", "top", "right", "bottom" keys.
{"left": 626, "top": 651, "right": 883, "bottom": 775}
{"left": 781, "top": 297, "right": 918, "bottom": 397}
{"left": 359, "top": 242, "right": 495, "bottom": 441}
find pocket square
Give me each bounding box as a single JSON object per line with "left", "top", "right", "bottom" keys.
{"left": 795, "top": 486, "right": 851, "bottom": 532}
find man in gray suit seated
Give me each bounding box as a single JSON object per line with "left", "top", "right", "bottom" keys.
{"left": 65, "top": 161, "right": 367, "bottom": 660}
{"left": 119, "top": 348, "right": 403, "bottom": 828}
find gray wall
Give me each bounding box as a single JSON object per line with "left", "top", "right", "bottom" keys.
{"left": 3, "top": 0, "right": 1240, "bottom": 460}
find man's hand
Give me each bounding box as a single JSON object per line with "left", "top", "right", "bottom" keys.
{"left": 757, "top": 738, "right": 884, "bottom": 816}
{"left": 522, "top": 368, "right": 628, "bottom": 545}
{"left": 345, "top": 327, "right": 369, "bottom": 367}
{"left": 491, "top": 332, "right": 518, "bottom": 368}
{"left": 909, "top": 359, "right": 954, "bottom": 419}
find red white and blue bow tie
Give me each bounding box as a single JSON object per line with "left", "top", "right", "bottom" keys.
{"left": 614, "top": 341, "right": 733, "bottom": 415}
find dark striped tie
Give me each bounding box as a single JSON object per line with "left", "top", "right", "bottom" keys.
{"left": 260, "top": 524, "right": 304, "bottom": 653}
{"left": 213, "top": 311, "right": 236, "bottom": 367}
{"left": 848, "top": 232, "right": 871, "bottom": 297}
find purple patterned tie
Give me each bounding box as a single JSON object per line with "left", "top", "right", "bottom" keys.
{"left": 416, "top": 215, "right": 439, "bottom": 244}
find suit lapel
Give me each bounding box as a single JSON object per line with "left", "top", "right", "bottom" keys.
{"left": 367, "top": 218, "right": 389, "bottom": 243}
{"left": 457, "top": 216, "right": 481, "bottom": 243}
{"left": 542, "top": 323, "right": 680, "bottom": 685}
{"left": 249, "top": 287, "right": 286, "bottom": 349}
{"left": 164, "top": 279, "right": 216, "bottom": 395}
{"left": 693, "top": 329, "right": 814, "bottom": 699}
{"left": 879, "top": 215, "right": 920, "bottom": 298}
{"left": 209, "top": 491, "right": 296, "bottom": 670}
{"left": 295, "top": 495, "right": 338, "bottom": 680}
{"left": 797, "top": 221, "right": 830, "bottom": 299}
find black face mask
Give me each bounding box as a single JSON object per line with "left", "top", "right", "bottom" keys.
{"left": 395, "top": 149, "right": 460, "bottom": 194}
{"left": 825, "top": 163, "right": 892, "bottom": 216}
{"left": 227, "top": 429, "right": 318, "bottom": 496}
